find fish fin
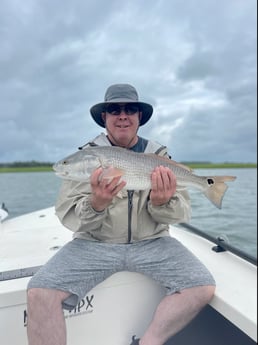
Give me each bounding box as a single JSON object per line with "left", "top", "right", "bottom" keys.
{"left": 204, "top": 176, "right": 237, "bottom": 209}
{"left": 146, "top": 154, "right": 192, "bottom": 172}
{"left": 176, "top": 185, "right": 187, "bottom": 191}
{"left": 116, "top": 191, "right": 123, "bottom": 199}
{"left": 116, "top": 190, "right": 128, "bottom": 199}
{"left": 101, "top": 167, "right": 125, "bottom": 180}
{"left": 169, "top": 160, "right": 193, "bottom": 172}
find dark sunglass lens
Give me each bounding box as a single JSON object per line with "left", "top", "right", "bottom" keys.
{"left": 106, "top": 104, "right": 120, "bottom": 115}
{"left": 125, "top": 104, "right": 139, "bottom": 114}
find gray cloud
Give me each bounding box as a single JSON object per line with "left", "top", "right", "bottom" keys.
{"left": 0, "top": 0, "right": 256, "bottom": 163}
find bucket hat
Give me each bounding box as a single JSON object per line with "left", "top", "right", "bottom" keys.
{"left": 90, "top": 84, "right": 153, "bottom": 127}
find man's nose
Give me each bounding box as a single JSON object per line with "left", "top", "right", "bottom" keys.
{"left": 118, "top": 110, "right": 128, "bottom": 118}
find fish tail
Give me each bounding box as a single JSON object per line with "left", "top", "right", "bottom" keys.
{"left": 203, "top": 176, "right": 236, "bottom": 209}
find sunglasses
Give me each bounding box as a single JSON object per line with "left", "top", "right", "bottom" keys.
{"left": 105, "top": 103, "right": 140, "bottom": 116}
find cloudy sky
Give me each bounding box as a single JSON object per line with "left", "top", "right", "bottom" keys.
{"left": 0, "top": 0, "right": 257, "bottom": 163}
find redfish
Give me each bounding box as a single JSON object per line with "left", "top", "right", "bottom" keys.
{"left": 53, "top": 146, "right": 236, "bottom": 209}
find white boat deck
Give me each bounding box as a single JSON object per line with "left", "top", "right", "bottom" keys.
{"left": 170, "top": 225, "right": 257, "bottom": 341}
{"left": 0, "top": 207, "right": 257, "bottom": 343}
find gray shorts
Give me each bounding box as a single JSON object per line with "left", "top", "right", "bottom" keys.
{"left": 27, "top": 237, "right": 215, "bottom": 310}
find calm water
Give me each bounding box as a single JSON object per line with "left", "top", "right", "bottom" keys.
{"left": 0, "top": 169, "right": 257, "bottom": 258}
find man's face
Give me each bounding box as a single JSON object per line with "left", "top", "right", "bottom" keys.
{"left": 102, "top": 103, "right": 142, "bottom": 147}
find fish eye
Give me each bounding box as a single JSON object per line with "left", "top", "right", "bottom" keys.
{"left": 62, "top": 160, "right": 67, "bottom": 165}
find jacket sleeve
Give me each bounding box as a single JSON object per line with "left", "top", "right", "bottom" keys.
{"left": 147, "top": 189, "right": 191, "bottom": 224}
{"left": 55, "top": 179, "right": 106, "bottom": 232}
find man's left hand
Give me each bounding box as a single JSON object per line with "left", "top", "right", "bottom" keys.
{"left": 150, "top": 166, "right": 177, "bottom": 206}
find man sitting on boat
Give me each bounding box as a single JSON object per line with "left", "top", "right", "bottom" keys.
{"left": 26, "top": 84, "right": 215, "bottom": 345}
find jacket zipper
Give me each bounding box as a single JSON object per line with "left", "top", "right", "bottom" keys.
{"left": 127, "top": 190, "right": 134, "bottom": 243}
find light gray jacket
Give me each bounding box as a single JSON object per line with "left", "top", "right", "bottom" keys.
{"left": 55, "top": 133, "right": 191, "bottom": 243}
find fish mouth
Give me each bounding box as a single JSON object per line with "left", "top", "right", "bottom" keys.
{"left": 56, "top": 171, "right": 69, "bottom": 177}
{"left": 52, "top": 165, "right": 69, "bottom": 177}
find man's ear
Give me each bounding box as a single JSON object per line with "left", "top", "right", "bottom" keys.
{"left": 139, "top": 111, "right": 142, "bottom": 124}
{"left": 101, "top": 112, "right": 106, "bottom": 124}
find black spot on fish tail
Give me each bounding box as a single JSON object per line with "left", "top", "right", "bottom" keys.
{"left": 207, "top": 178, "right": 214, "bottom": 185}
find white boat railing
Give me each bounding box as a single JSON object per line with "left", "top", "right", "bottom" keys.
{"left": 180, "top": 222, "right": 257, "bottom": 266}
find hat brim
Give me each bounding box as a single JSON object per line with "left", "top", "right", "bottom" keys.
{"left": 90, "top": 100, "right": 153, "bottom": 128}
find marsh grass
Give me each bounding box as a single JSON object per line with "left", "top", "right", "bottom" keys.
{"left": 0, "top": 162, "right": 256, "bottom": 173}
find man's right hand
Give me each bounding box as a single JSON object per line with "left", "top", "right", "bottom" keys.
{"left": 90, "top": 167, "right": 126, "bottom": 212}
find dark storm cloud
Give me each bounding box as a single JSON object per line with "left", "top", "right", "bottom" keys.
{"left": 0, "top": 0, "right": 256, "bottom": 163}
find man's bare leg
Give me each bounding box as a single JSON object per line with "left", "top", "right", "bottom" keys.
{"left": 27, "top": 288, "right": 70, "bottom": 345}
{"left": 140, "top": 285, "right": 215, "bottom": 345}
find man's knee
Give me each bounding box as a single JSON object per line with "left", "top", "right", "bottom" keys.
{"left": 177, "top": 284, "right": 215, "bottom": 307}
{"left": 204, "top": 284, "right": 215, "bottom": 299}
{"left": 27, "top": 288, "right": 69, "bottom": 308}
{"left": 27, "top": 288, "right": 49, "bottom": 308}
{"left": 195, "top": 285, "right": 216, "bottom": 306}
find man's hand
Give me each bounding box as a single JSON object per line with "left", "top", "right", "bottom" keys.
{"left": 150, "top": 166, "right": 177, "bottom": 206}
{"left": 90, "top": 168, "right": 126, "bottom": 212}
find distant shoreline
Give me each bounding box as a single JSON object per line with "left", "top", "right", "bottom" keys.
{"left": 0, "top": 162, "right": 256, "bottom": 173}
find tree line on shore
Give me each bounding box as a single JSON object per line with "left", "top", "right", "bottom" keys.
{"left": 0, "top": 161, "right": 53, "bottom": 168}
{"left": 0, "top": 160, "right": 256, "bottom": 169}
